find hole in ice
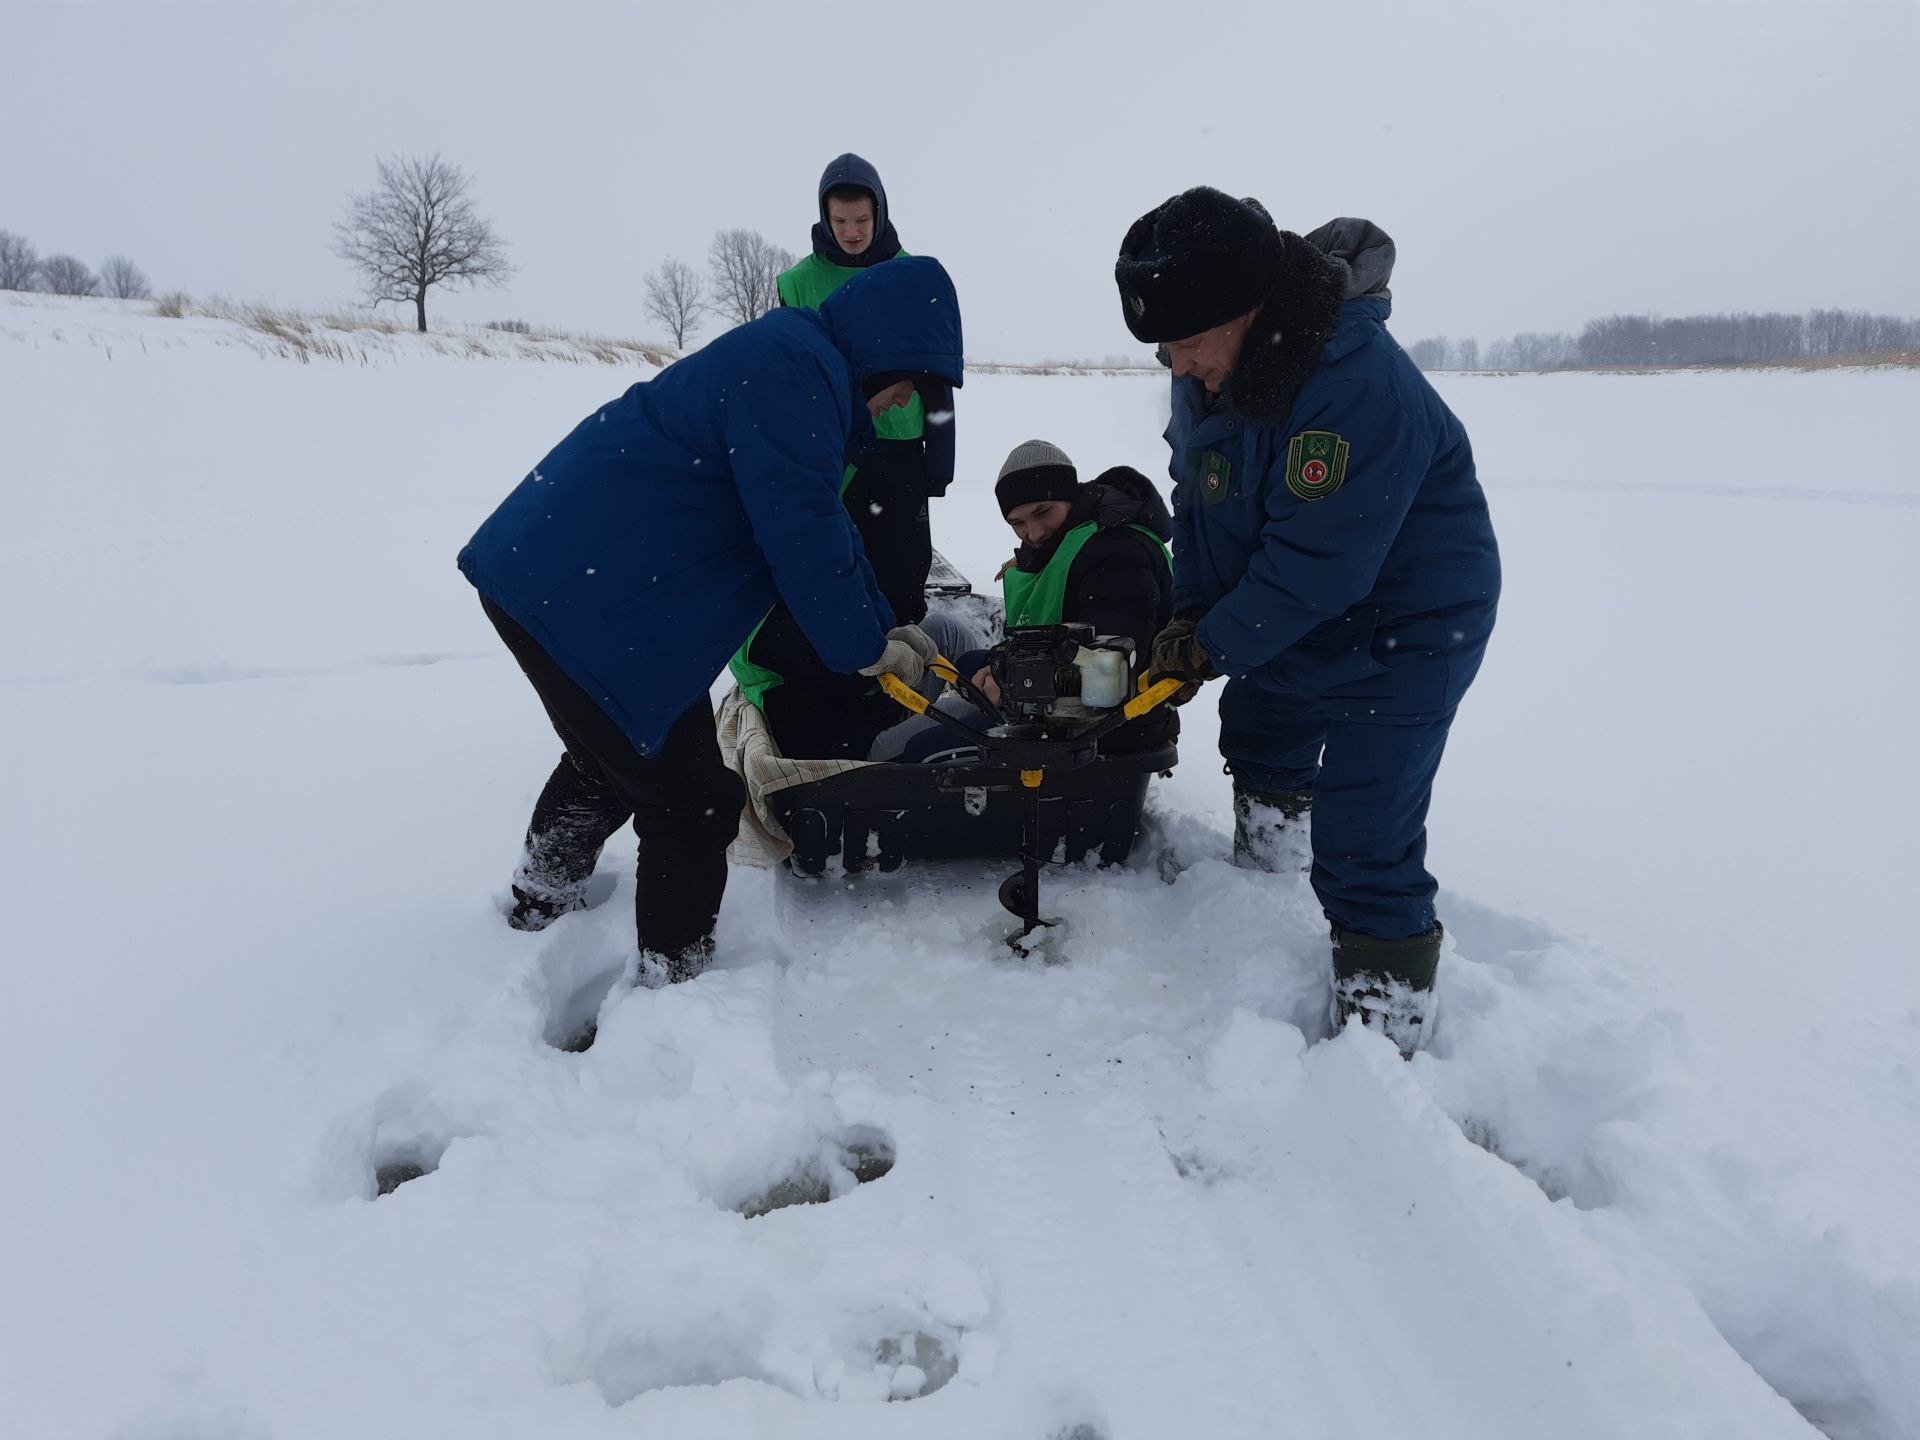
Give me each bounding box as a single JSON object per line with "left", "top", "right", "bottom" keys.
{"left": 736, "top": 1125, "right": 896, "bottom": 1218}
{"left": 742, "top": 1168, "right": 829, "bottom": 1217}
{"left": 843, "top": 1128, "right": 897, "bottom": 1185}
{"left": 875, "top": 1329, "right": 959, "bottom": 1400}
{"left": 556, "top": 1015, "right": 600, "bottom": 1053}
{"left": 372, "top": 1151, "right": 436, "bottom": 1196}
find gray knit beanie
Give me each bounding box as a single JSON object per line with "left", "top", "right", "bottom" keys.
{"left": 995, "top": 439, "right": 1079, "bottom": 516}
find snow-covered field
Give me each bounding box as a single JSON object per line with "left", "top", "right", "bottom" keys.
{"left": 4, "top": 292, "right": 1917, "bottom": 1440}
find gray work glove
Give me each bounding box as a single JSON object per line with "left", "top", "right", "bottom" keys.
{"left": 858, "top": 624, "right": 936, "bottom": 686}
{"left": 889, "top": 623, "right": 940, "bottom": 665}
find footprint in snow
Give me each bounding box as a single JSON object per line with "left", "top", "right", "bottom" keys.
{"left": 733, "top": 1124, "right": 896, "bottom": 1218}
{"left": 526, "top": 885, "right": 625, "bottom": 1053}
{"left": 583, "top": 1313, "right": 960, "bottom": 1405}
{"left": 315, "top": 1080, "right": 466, "bottom": 1202}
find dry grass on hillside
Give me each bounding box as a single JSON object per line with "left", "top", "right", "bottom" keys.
{"left": 967, "top": 361, "right": 1160, "bottom": 377}
{"left": 150, "top": 294, "right": 675, "bottom": 368}
{"left": 1725, "top": 349, "right": 1920, "bottom": 371}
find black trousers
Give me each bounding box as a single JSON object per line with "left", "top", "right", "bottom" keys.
{"left": 755, "top": 438, "right": 932, "bottom": 761}
{"left": 482, "top": 597, "right": 743, "bottom": 959}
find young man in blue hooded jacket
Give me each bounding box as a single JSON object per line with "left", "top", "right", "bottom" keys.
{"left": 733, "top": 152, "right": 959, "bottom": 761}
{"left": 1117, "top": 189, "right": 1499, "bottom": 1055}
{"left": 459, "top": 257, "right": 964, "bottom": 983}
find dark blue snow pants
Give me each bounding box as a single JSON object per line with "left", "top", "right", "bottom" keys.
{"left": 1219, "top": 678, "right": 1461, "bottom": 941}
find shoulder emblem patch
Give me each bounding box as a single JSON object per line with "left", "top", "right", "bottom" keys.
{"left": 1285, "top": 430, "right": 1350, "bottom": 501}
{"left": 1198, "top": 450, "right": 1232, "bottom": 504}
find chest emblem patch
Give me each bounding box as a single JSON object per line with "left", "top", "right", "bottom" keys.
{"left": 1199, "top": 449, "right": 1232, "bottom": 504}
{"left": 1286, "top": 430, "right": 1351, "bottom": 500}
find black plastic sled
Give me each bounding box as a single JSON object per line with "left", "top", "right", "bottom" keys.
{"left": 769, "top": 738, "right": 1178, "bottom": 879}
{"left": 768, "top": 554, "right": 1182, "bottom": 908}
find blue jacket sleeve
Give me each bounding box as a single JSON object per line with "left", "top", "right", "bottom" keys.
{"left": 1197, "top": 377, "right": 1432, "bottom": 674}
{"left": 921, "top": 379, "right": 956, "bottom": 496}
{"left": 1164, "top": 411, "right": 1206, "bottom": 615}
{"left": 727, "top": 350, "right": 893, "bottom": 674}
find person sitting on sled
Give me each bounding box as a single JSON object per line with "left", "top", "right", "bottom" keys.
{"left": 875, "top": 440, "right": 1176, "bottom": 762}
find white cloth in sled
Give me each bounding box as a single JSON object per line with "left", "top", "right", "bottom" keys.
{"left": 715, "top": 687, "right": 873, "bottom": 867}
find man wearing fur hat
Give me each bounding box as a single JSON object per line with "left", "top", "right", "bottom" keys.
{"left": 1117, "top": 187, "right": 1500, "bottom": 1056}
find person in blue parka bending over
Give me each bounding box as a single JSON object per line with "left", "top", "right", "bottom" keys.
{"left": 459, "top": 257, "right": 964, "bottom": 984}
{"left": 1116, "top": 189, "right": 1499, "bottom": 1056}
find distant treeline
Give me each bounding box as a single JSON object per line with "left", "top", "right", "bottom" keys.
{"left": 1, "top": 229, "right": 152, "bottom": 300}
{"left": 1407, "top": 309, "right": 1920, "bottom": 371}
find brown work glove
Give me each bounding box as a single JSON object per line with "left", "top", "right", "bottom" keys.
{"left": 1144, "top": 611, "right": 1217, "bottom": 706}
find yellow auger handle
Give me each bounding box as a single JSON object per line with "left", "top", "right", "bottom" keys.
{"left": 879, "top": 654, "right": 963, "bottom": 714}
{"left": 1124, "top": 675, "right": 1186, "bottom": 720}
{"left": 887, "top": 662, "right": 1179, "bottom": 723}
{"left": 877, "top": 671, "right": 931, "bottom": 715}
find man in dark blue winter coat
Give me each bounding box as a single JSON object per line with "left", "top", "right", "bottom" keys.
{"left": 459, "top": 256, "right": 965, "bottom": 983}
{"left": 1116, "top": 189, "right": 1500, "bottom": 1055}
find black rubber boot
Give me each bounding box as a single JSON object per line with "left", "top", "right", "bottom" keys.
{"left": 1330, "top": 923, "right": 1443, "bottom": 1058}
{"left": 508, "top": 884, "right": 586, "bottom": 932}
{"left": 505, "top": 748, "right": 629, "bottom": 932}
{"left": 1232, "top": 787, "right": 1313, "bottom": 873}
{"left": 636, "top": 936, "right": 717, "bottom": 988}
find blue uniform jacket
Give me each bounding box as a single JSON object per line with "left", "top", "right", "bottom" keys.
{"left": 459, "top": 257, "right": 965, "bottom": 754}
{"left": 1169, "top": 295, "right": 1500, "bottom": 715}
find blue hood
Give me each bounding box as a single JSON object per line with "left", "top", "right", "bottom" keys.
{"left": 818, "top": 152, "right": 888, "bottom": 233}
{"left": 813, "top": 152, "right": 902, "bottom": 267}
{"left": 818, "top": 255, "right": 964, "bottom": 390}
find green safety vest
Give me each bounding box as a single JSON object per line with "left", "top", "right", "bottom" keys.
{"left": 776, "top": 250, "right": 926, "bottom": 442}
{"left": 1002, "top": 521, "right": 1173, "bottom": 628}
{"left": 729, "top": 464, "right": 861, "bottom": 709}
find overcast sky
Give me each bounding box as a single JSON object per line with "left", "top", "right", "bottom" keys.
{"left": 5, "top": 0, "right": 1916, "bottom": 361}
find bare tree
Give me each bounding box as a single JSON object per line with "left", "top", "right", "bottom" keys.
{"left": 100, "top": 255, "right": 152, "bottom": 300}
{"left": 1515, "top": 332, "right": 1569, "bottom": 369}
{"left": 40, "top": 254, "right": 100, "bottom": 297}
{"left": 0, "top": 231, "right": 39, "bottom": 290}
{"left": 332, "top": 153, "right": 513, "bottom": 333}
{"left": 706, "top": 228, "right": 794, "bottom": 328}
{"left": 644, "top": 257, "right": 706, "bottom": 349}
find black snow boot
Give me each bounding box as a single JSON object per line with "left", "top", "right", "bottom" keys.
{"left": 636, "top": 935, "right": 717, "bottom": 989}
{"left": 1233, "top": 787, "right": 1313, "bottom": 873}
{"left": 1330, "top": 923, "right": 1443, "bottom": 1058}
{"left": 508, "top": 884, "right": 586, "bottom": 932}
